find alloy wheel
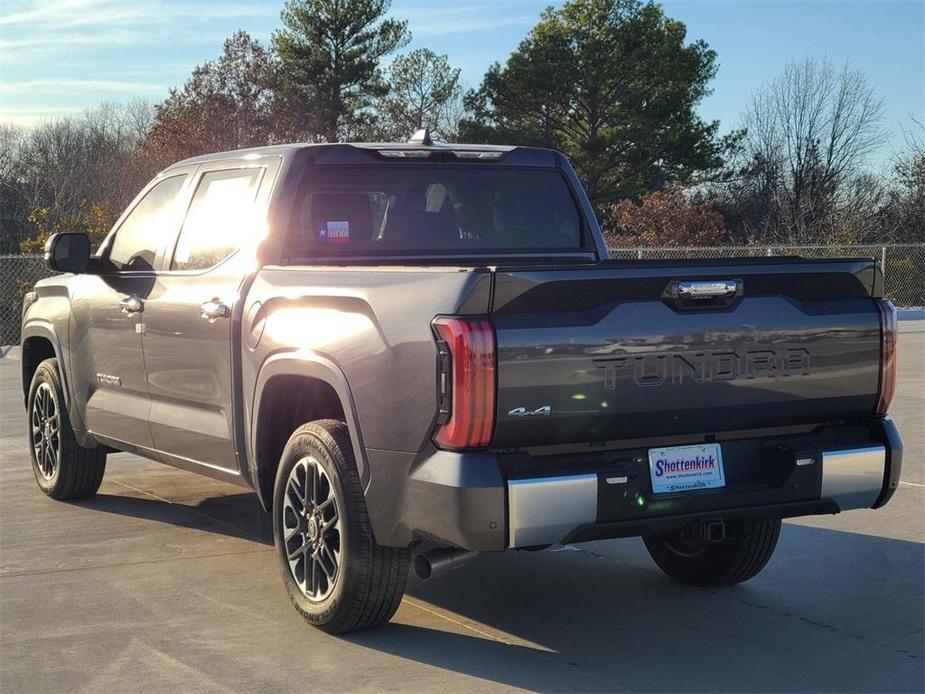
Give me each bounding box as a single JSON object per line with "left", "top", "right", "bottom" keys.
{"left": 31, "top": 383, "right": 59, "bottom": 480}
{"left": 282, "top": 456, "right": 342, "bottom": 601}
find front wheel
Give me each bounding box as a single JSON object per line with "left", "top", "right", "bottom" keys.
{"left": 272, "top": 419, "right": 409, "bottom": 634}
{"left": 644, "top": 518, "right": 781, "bottom": 587}
{"left": 27, "top": 358, "right": 106, "bottom": 500}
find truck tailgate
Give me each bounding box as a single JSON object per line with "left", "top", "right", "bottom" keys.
{"left": 490, "top": 258, "right": 882, "bottom": 448}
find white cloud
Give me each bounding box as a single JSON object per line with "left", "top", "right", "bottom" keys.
{"left": 0, "top": 0, "right": 270, "bottom": 27}
{"left": 0, "top": 29, "right": 148, "bottom": 51}
{"left": 0, "top": 0, "right": 98, "bottom": 27}
{"left": 0, "top": 105, "right": 84, "bottom": 126}
{"left": 0, "top": 0, "right": 546, "bottom": 125}
{"left": 0, "top": 0, "right": 273, "bottom": 65}
{"left": 0, "top": 78, "right": 167, "bottom": 94}
{"left": 0, "top": 0, "right": 275, "bottom": 122}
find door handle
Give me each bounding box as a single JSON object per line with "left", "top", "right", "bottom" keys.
{"left": 120, "top": 296, "right": 144, "bottom": 314}
{"left": 200, "top": 298, "right": 231, "bottom": 321}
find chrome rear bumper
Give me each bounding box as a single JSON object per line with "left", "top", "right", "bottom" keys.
{"left": 507, "top": 474, "right": 597, "bottom": 548}
{"left": 821, "top": 446, "right": 887, "bottom": 511}
{"left": 507, "top": 443, "right": 893, "bottom": 549}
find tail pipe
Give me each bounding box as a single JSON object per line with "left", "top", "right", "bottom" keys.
{"left": 412, "top": 548, "right": 479, "bottom": 581}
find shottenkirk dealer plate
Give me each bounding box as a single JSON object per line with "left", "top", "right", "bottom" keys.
{"left": 648, "top": 443, "right": 725, "bottom": 494}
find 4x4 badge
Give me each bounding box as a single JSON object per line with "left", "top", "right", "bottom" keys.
{"left": 507, "top": 405, "right": 552, "bottom": 417}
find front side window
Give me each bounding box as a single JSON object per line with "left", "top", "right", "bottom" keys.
{"left": 171, "top": 168, "right": 263, "bottom": 271}
{"left": 284, "top": 166, "right": 583, "bottom": 258}
{"left": 108, "top": 175, "right": 186, "bottom": 270}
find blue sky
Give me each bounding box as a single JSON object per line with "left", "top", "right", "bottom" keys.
{"left": 1, "top": 0, "right": 922, "bottom": 168}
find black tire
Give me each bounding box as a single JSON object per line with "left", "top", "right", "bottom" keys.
{"left": 27, "top": 358, "right": 106, "bottom": 500}
{"left": 272, "top": 419, "right": 409, "bottom": 634}
{"left": 643, "top": 518, "right": 781, "bottom": 587}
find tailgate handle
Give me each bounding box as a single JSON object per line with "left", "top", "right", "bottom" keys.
{"left": 664, "top": 279, "right": 742, "bottom": 310}
{"left": 678, "top": 280, "right": 738, "bottom": 299}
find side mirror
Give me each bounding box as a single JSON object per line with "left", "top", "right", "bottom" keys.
{"left": 45, "top": 232, "right": 91, "bottom": 274}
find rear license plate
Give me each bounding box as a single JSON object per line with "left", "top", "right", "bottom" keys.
{"left": 648, "top": 443, "right": 725, "bottom": 494}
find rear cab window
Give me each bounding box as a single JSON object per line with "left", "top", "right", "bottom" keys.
{"left": 283, "top": 165, "right": 586, "bottom": 259}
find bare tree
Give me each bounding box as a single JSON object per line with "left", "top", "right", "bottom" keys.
{"left": 737, "top": 58, "right": 887, "bottom": 242}
{"left": 18, "top": 102, "right": 155, "bottom": 213}
{"left": 881, "top": 119, "right": 925, "bottom": 242}
{"left": 0, "top": 125, "right": 28, "bottom": 252}
{"left": 0, "top": 101, "right": 157, "bottom": 251}
{"left": 144, "top": 32, "right": 290, "bottom": 168}
{"left": 376, "top": 48, "right": 462, "bottom": 141}
{"left": 0, "top": 125, "right": 24, "bottom": 182}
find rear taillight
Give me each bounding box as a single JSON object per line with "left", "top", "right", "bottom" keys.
{"left": 432, "top": 316, "right": 496, "bottom": 449}
{"left": 876, "top": 299, "right": 898, "bottom": 416}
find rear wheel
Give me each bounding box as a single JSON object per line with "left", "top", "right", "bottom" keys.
{"left": 27, "top": 358, "right": 106, "bottom": 500}
{"left": 644, "top": 518, "right": 781, "bottom": 587}
{"left": 272, "top": 419, "right": 409, "bottom": 634}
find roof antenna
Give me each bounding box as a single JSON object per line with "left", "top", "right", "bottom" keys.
{"left": 408, "top": 128, "right": 433, "bottom": 146}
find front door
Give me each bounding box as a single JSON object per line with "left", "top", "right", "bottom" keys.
{"left": 142, "top": 165, "right": 267, "bottom": 471}
{"left": 69, "top": 173, "right": 192, "bottom": 448}
{"left": 69, "top": 273, "right": 154, "bottom": 447}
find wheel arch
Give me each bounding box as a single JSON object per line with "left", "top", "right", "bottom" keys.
{"left": 251, "top": 352, "right": 369, "bottom": 512}
{"left": 21, "top": 321, "right": 97, "bottom": 448}
{"left": 21, "top": 323, "right": 68, "bottom": 407}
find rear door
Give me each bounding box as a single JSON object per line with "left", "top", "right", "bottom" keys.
{"left": 489, "top": 259, "right": 882, "bottom": 448}
{"left": 69, "top": 171, "right": 194, "bottom": 448}
{"left": 141, "top": 158, "right": 276, "bottom": 471}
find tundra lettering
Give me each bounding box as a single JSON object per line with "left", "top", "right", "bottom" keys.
{"left": 593, "top": 348, "right": 812, "bottom": 389}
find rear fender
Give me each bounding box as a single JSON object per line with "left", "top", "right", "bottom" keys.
{"left": 250, "top": 351, "right": 369, "bottom": 506}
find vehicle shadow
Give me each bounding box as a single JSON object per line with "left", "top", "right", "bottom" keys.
{"left": 350, "top": 525, "right": 925, "bottom": 693}
{"left": 79, "top": 491, "right": 274, "bottom": 545}
{"left": 76, "top": 488, "right": 924, "bottom": 692}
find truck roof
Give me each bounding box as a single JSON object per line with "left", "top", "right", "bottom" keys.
{"left": 170, "top": 141, "right": 523, "bottom": 168}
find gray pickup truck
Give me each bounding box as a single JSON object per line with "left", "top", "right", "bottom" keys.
{"left": 22, "top": 134, "right": 903, "bottom": 634}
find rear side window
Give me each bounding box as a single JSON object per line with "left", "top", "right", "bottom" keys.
{"left": 108, "top": 175, "right": 186, "bottom": 271}
{"left": 284, "top": 166, "right": 582, "bottom": 258}
{"left": 171, "top": 168, "right": 263, "bottom": 271}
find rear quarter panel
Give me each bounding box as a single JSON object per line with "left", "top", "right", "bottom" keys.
{"left": 241, "top": 265, "right": 493, "bottom": 466}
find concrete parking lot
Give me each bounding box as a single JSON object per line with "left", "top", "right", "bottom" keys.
{"left": 1, "top": 327, "right": 922, "bottom": 693}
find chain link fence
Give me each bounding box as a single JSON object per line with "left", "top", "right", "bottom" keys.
{"left": 2, "top": 244, "right": 924, "bottom": 345}
{"left": 609, "top": 244, "right": 925, "bottom": 309}
{"left": 1, "top": 254, "right": 50, "bottom": 346}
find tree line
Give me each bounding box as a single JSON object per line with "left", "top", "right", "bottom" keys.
{"left": 1, "top": 0, "right": 921, "bottom": 254}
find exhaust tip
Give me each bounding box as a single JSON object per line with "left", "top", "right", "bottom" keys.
{"left": 412, "top": 554, "right": 433, "bottom": 580}
{"left": 412, "top": 548, "right": 478, "bottom": 581}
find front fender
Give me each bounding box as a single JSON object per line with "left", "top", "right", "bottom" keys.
{"left": 21, "top": 320, "right": 70, "bottom": 406}
{"left": 249, "top": 350, "right": 370, "bottom": 506}
{"left": 20, "top": 319, "right": 93, "bottom": 446}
